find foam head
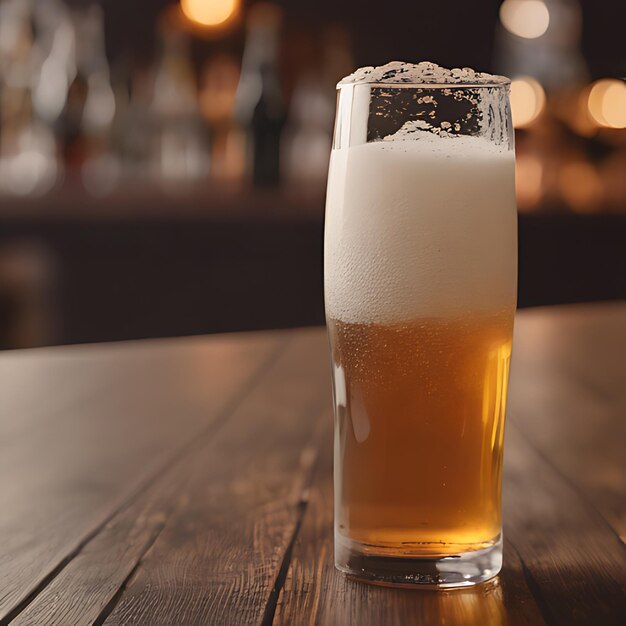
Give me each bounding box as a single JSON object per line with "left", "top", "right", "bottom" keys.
{"left": 337, "top": 61, "right": 510, "bottom": 87}
{"left": 324, "top": 62, "right": 517, "bottom": 325}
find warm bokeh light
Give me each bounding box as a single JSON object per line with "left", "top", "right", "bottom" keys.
{"left": 515, "top": 154, "right": 543, "bottom": 210}
{"left": 559, "top": 161, "right": 603, "bottom": 212}
{"left": 180, "top": 0, "right": 239, "bottom": 27}
{"left": 500, "top": 0, "right": 550, "bottom": 39}
{"left": 587, "top": 79, "right": 626, "bottom": 129}
{"left": 601, "top": 82, "right": 626, "bottom": 128}
{"left": 510, "top": 77, "right": 546, "bottom": 127}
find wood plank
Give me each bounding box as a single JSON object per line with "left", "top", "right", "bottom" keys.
{"left": 508, "top": 302, "right": 626, "bottom": 540}
{"left": 4, "top": 304, "right": 625, "bottom": 624}
{"left": 503, "top": 421, "right": 626, "bottom": 626}
{"left": 0, "top": 333, "right": 282, "bottom": 621}
{"left": 274, "top": 431, "right": 546, "bottom": 626}
{"left": 0, "top": 346, "right": 122, "bottom": 440}
{"left": 99, "top": 328, "right": 330, "bottom": 626}
{"left": 11, "top": 329, "right": 330, "bottom": 625}
{"left": 11, "top": 473, "right": 179, "bottom": 626}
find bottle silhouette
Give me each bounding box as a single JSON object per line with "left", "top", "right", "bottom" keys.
{"left": 235, "top": 3, "right": 285, "bottom": 187}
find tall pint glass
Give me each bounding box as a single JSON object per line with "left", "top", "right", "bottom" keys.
{"left": 324, "top": 62, "right": 517, "bottom": 587}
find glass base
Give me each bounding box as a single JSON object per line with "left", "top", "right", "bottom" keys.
{"left": 335, "top": 534, "right": 502, "bottom": 589}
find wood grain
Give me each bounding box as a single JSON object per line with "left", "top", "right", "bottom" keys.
{"left": 505, "top": 421, "right": 626, "bottom": 626}
{"left": 96, "top": 329, "right": 331, "bottom": 625}
{"left": 12, "top": 473, "right": 178, "bottom": 626}
{"left": 1, "top": 303, "right": 624, "bottom": 625}
{"left": 508, "top": 303, "right": 626, "bottom": 540}
{"left": 0, "top": 332, "right": 282, "bottom": 621}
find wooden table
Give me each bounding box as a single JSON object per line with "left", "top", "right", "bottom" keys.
{"left": 1, "top": 303, "right": 624, "bottom": 625}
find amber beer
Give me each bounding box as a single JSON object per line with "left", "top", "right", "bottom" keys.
{"left": 329, "top": 312, "right": 513, "bottom": 554}
{"left": 325, "top": 62, "right": 517, "bottom": 586}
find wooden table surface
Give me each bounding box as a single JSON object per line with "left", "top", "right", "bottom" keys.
{"left": 1, "top": 302, "right": 624, "bottom": 625}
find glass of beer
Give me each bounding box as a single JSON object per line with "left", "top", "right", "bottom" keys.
{"left": 325, "top": 62, "right": 517, "bottom": 587}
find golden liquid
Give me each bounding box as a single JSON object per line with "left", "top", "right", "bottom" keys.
{"left": 329, "top": 311, "right": 513, "bottom": 556}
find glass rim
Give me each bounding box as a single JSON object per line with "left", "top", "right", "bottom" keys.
{"left": 336, "top": 80, "right": 511, "bottom": 90}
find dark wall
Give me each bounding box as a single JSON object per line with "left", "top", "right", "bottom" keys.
{"left": 97, "top": 0, "right": 626, "bottom": 77}
{"left": 1, "top": 207, "right": 625, "bottom": 346}
{"left": 518, "top": 214, "right": 626, "bottom": 308}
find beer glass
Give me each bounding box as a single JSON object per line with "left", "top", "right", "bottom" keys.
{"left": 325, "top": 63, "right": 516, "bottom": 587}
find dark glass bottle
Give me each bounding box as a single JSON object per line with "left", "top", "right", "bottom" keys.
{"left": 235, "top": 3, "right": 285, "bottom": 187}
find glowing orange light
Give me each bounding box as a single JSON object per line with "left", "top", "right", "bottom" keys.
{"left": 500, "top": 0, "right": 550, "bottom": 39}
{"left": 515, "top": 154, "right": 543, "bottom": 210}
{"left": 510, "top": 77, "right": 546, "bottom": 128}
{"left": 180, "top": 0, "right": 239, "bottom": 27}
{"left": 587, "top": 79, "right": 626, "bottom": 129}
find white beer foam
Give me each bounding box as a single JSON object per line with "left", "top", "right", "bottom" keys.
{"left": 338, "top": 61, "right": 509, "bottom": 87}
{"left": 324, "top": 136, "right": 517, "bottom": 324}
{"left": 381, "top": 122, "right": 508, "bottom": 150}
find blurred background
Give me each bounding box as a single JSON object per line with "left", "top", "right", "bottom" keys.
{"left": 0, "top": 0, "right": 624, "bottom": 349}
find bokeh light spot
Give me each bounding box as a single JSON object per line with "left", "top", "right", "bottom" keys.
{"left": 180, "top": 0, "right": 239, "bottom": 27}
{"left": 510, "top": 77, "right": 546, "bottom": 128}
{"left": 500, "top": 0, "right": 550, "bottom": 39}
{"left": 587, "top": 79, "right": 626, "bottom": 129}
